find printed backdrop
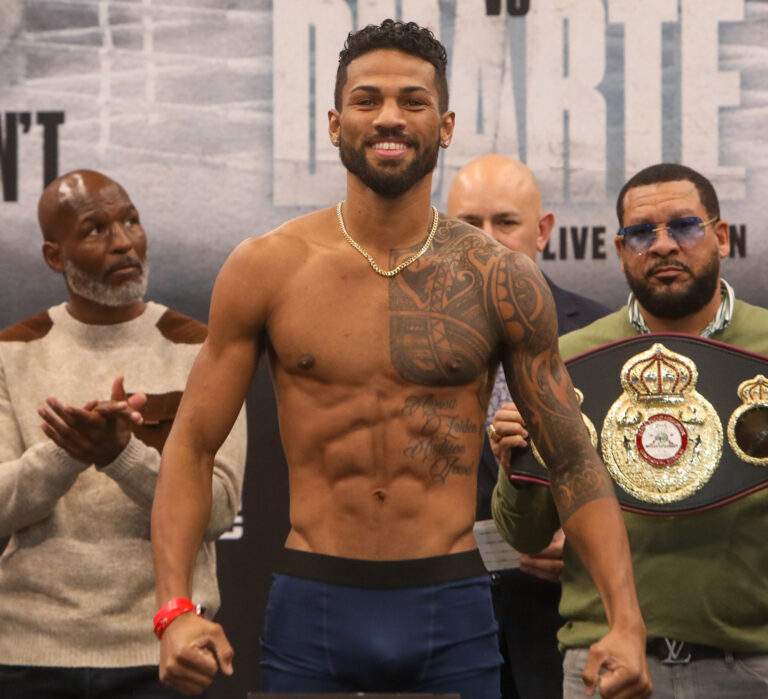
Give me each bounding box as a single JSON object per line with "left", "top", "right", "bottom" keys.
{"left": 1, "top": 1, "right": 766, "bottom": 696}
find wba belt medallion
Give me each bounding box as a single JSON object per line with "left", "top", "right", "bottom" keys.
{"left": 601, "top": 342, "right": 723, "bottom": 503}
{"left": 727, "top": 374, "right": 768, "bottom": 466}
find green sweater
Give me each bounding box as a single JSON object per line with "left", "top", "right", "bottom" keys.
{"left": 492, "top": 299, "right": 768, "bottom": 652}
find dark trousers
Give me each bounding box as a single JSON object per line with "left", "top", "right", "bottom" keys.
{"left": 492, "top": 569, "right": 564, "bottom": 699}
{"left": 0, "top": 665, "right": 194, "bottom": 699}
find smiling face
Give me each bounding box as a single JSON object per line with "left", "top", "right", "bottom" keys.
{"left": 616, "top": 179, "right": 730, "bottom": 320}
{"left": 328, "top": 48, "right": 454, "bottom": 198}
{"left": 40, "top": 171, "right": 149, "bottom": 308}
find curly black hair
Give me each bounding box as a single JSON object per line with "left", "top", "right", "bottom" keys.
{"left": 334, "top": 19, "right": 449, "bottom": 113}
{"left": 617, "top": 163, "right": 720, "bottom": 225}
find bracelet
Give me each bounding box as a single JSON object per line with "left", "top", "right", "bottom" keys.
{"left": 153, "top": 597, "right": 204, "bottom": 640}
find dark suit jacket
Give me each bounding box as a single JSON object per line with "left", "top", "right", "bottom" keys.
{"left": 476, "top": 277, "right": 610, "bottom": 520}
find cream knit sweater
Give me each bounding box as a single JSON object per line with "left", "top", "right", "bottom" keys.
{"left": 0, "top": 302, "right": 247, "bottom": 667}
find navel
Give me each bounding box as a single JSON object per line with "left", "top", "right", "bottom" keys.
{"left": 298, "top": 354, "right": 316, "bottom": 370}
{"left": 373, "top": 489, "right": 387, "bottom": 503}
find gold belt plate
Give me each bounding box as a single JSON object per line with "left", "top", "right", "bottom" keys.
{"left": 727, "top": 374, "right": 768, "bottom": 466}
{"left": 601, "top": 342, "right": 723, "bottom": 503}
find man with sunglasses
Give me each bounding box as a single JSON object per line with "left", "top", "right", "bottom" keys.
{"left": 493, "top": 162, "right": 768, "bottom": 698}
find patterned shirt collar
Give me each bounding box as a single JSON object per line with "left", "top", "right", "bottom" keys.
{"left": 627, "top": 279, "right": 735, "bottom": 338}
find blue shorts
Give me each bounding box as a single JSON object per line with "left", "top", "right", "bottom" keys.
{"left": 260, "top": 549, "right": 502, "bottom": 698}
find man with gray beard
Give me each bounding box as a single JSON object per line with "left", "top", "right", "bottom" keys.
{"left": 0, "top": 170, "right": 246, "bottom": 698}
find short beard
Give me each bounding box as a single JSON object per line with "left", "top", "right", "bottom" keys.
{"left": 625, "top": 255, "right": 720, "bottom": 319}
{"left": 338, "top": 130, "right": 440, "bottom": 198}
{"left": 64, "top": 259, "right": 149, "bottom": 308}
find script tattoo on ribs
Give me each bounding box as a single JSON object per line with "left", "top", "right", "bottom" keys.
{"left": 401, "top": 393, "right": 477, "bottom": 483}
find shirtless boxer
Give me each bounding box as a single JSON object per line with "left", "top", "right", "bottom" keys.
{"left": 151, "top": 19, "right": 651, "bottom": 699}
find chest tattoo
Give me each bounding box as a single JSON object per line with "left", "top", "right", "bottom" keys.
{"left": 388, "top": 220, "right": 501, "bottom": 386}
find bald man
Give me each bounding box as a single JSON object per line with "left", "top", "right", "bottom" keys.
{"left": 448, "top": 155, "right": 608, "bottom": 699}
{"left": 0, "top": 170, "right": 246, "bottom": 698}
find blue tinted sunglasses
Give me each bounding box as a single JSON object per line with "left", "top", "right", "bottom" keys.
{"left": 617, "top": 216, "right": 719, "bottom": 254}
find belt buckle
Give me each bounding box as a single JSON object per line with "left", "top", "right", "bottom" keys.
{"left": 661, "top": 637, "right": 692, "bottom": 665}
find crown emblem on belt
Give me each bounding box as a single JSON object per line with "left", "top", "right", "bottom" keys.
{"left": 736, "top": 374, "right": 768, "bottom": 404}
{"left": 625, "top": 344, "right": 693, "bottom": 402}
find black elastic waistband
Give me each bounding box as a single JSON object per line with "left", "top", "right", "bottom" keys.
{"left": 275, "top": 548, "right": 487, "bottom": 588}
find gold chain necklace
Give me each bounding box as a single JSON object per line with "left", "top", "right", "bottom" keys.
{"left": 336, "top": 201, "right": 439, "bottom": 278}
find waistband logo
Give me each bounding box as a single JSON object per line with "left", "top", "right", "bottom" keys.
{"left": 662, "top": 638, "right": 692, "bottom": 665}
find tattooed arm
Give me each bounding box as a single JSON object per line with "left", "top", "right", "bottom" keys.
{"left": 493, "top": 250, "right": 651, "bottom": 699}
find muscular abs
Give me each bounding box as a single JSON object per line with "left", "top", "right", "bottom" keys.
{"left": 268, "top": 214, "right": 605, "bottom": 557}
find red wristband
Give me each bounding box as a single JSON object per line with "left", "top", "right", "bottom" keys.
{"left": 153, "top": 597, "right": 203, "bottom": 640}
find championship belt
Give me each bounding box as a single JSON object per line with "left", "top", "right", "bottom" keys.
{"left": 508, "top": 333, "right": 768, "bottom": 515}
